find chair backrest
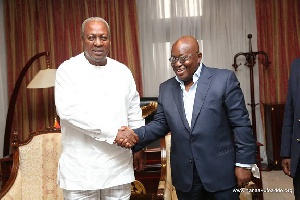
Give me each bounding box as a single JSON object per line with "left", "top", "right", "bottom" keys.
{"left": 20, "top": 132, "right": 63, "bottom": 199}
{"left": 1, "top": 131, "right": 63, "bottom": 199}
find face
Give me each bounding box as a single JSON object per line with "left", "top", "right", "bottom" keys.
{"left": 170, "top": 37, "right": 202, "bottom": 84}
{"left": 82, "top": 20, "right": 110, "bottom": 66}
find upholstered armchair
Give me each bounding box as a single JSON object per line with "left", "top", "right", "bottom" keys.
{"left": 0, "top": 131, "right": 63, "bottom": 200}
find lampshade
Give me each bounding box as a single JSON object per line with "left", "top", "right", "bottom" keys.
{"left": 27, "top": 68, "right": 57, "bottom": 88}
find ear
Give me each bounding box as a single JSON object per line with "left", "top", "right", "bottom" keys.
{"left": 197, "top": 52, "right": 202, "bottom": 63}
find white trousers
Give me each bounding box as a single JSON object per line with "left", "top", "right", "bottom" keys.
{"left": 63, "top": 183, "right": 131, "bottom": 200}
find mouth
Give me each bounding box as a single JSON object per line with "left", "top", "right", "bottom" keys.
{"left": 93, "top": 49, "right": 104, "bottom": 56}
{"left": 173, "top": 66, "right": 186, "bottom": 75}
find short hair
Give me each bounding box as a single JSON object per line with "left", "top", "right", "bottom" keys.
{"left": 81, "top": 17, "right": 110, "bottom": 38}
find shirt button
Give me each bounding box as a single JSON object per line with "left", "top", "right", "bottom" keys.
{"left": 189, "top": 159, "right": 193, "bottom": 163}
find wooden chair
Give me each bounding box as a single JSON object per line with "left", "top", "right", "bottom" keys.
{"left": 0, "top": 130, "right": 63, "bottom": 200}
{"left": 157, "top": 133, "right": 178, "bottom": 200}
{"left": 131, "top": 97, "right": 163, "bottom": 200}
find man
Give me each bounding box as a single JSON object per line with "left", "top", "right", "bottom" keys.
{"left": 118, "top": 36, "right": 258, "bottom": 200}
{"left": 55, "top": 17, "right": 144, "bottom": 200}
{"left": 281, "top": 57, "right": 300, "bottom": 200}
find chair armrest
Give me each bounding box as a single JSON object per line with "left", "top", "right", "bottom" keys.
{"left": 0, "top": 149, "right": 21, "bottom": 199}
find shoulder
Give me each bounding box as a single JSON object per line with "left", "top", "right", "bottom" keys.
{"left": 57, "top": 53, "right": 84, "bottom": 71}
{"left": 107, "top": 57, "right": 132, "bottom": 73}
{"left": 203, "top": 64, "right": 233, "bottom": 75}
{"left": 291, "top": 57, "right": 300, "bottom": 65}
{"left": 160, "top": 76, "right": 177, "bottom": 87}
{"left": 202, "top": 64, "right": 236, "bottom": 81}
{"left": 291, "top": 57, "right": 300, "bottom": 70}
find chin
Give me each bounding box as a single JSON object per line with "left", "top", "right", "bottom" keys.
{"left": 177, "top": 75, "right": 187, "bottom": 81}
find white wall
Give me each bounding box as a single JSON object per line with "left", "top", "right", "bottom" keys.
{"left": 0, "top": 0, "right": 8, "bottom": 157}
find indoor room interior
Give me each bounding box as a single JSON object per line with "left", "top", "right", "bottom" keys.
{"left": 0, "top": 0, "right": 299, "bottom": 200}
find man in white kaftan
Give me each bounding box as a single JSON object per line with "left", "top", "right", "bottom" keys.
{"left": 55, "top": 17, "right": 144, "bottom": 200}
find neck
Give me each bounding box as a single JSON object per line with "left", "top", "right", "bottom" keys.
{"left": 184, "top": 80, "right": 193, "bottom": 91}
{"left": 84, "top": 52, "right": 107, "bottom": 66}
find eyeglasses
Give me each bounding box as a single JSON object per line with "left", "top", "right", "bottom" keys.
{"left": 168, "top": 52, "right": 198, "bottom": 65}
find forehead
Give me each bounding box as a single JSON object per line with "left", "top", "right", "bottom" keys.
{"left": 171, "top": 41, "right": 192, "bottom": 55}
{"left": 84, "top": 21, "right": 109, "bottom": 35}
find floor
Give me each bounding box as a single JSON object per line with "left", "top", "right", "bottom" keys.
{"left": 262, "top": 169, "right": 294, "bottom": 200}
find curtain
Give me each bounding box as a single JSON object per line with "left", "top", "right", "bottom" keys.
{"left": 0, "top": 0, "right": 8, "bottom": 157}
{"left": 3, "top": 0, "right": 142, "bottom": 156}
{"left": 256, "top": 0, "right": 300, "bottom": 104}
{"left": 137, "top": 0, "right": 267, "bottom": 163}
{"left": 256, "top": 0, "right": 300, "bottom": 166}
{"left": 137, "top": 0, "right": 202, "bottom": 97}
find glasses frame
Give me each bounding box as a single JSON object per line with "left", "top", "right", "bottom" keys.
{"left": 169, "top": 52, "right": 199, "bottom": 65}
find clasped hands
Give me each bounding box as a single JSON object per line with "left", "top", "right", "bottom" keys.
{"left": 114, "top": 126, "right": 139, "bottom": 148}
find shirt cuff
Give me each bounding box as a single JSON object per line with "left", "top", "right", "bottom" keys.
{"left": 236, "top": 163, "right": 260, "bottom": 178}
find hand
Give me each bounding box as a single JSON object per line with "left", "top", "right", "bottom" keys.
{"left": 235, "top": 166, "right": 252, "bottom": 188}
{"left": 281, "top": 158, "right": 291, "bottom": 177}
{"left": 133, "top": 149, "right": 147, "bottom": 171}
{"left": 114, "top": 126, "right": 139, "bottom": 148}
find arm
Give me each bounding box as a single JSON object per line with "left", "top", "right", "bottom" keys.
{"left": 55, "top": 62, "right": 144, "bottom": 144}
{"left": 225, "top": 71, "right": 257, "bottom": 186}
{"left": 280, "top": 60, "right": 298, "bottom": 176}
{"left": 280, "top": 62, "right": 296, "bottom": 158}
{"left": 114, "top": 73, "right": 145, "bottom": 148}
{"left": 225, "top": 71, "right": 257, "bottom": 164}
{"left": 132, "top": 91, "right": 170, "bottom": 152}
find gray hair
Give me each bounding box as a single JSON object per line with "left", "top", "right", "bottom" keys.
{"left": 81, "top": 17, "right": 110, "bottom": 38}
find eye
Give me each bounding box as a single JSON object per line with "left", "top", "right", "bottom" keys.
{"left": 178, "top": 56, "right": 187, "bottom": 62}
{"left": 87, "top": 35, "right": 95, "bottom": 41}
{"left": 169, "top": 57, "right": 177, "bottom": 63}
{"left": 100, "top": 35, "right": 108, "bottom": 41}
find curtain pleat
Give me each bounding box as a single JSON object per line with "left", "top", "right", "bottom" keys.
{"left": 4, "top": 0, "right": 142, "bottom": 153}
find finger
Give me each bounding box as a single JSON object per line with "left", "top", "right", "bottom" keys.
{"left": 126, "top": 138, "right": 136, "bottom": 146}
{"left": 126, "top": 135, "right": 137, "bottom": 144}
{"left": 237, "top": 179, "right": 243, "bottom": 188}
{"left": 116, "top": 138, "right": 129, "bottom": 147}
{"left": 120, "top": 126, "right": 130, "bottom": 130}
{"left": 125, "top": 142, "right": 132, "bottom": 148}
{"left": 120, "top": 138, "right": 129, "bottom": 147}
{"left": 282, "top": 166, "right": 290, "bottom": 175}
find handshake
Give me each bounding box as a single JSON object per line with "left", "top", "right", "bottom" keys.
{"left": 114, "top": 126, "right": 139, "bottom": 148}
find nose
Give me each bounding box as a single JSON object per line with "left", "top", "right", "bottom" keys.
{"left": 172, "top": 60, "right": 183, "bottom": 68}
{"left": 94, "top": 37, "right": 103, "bottom": 46}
